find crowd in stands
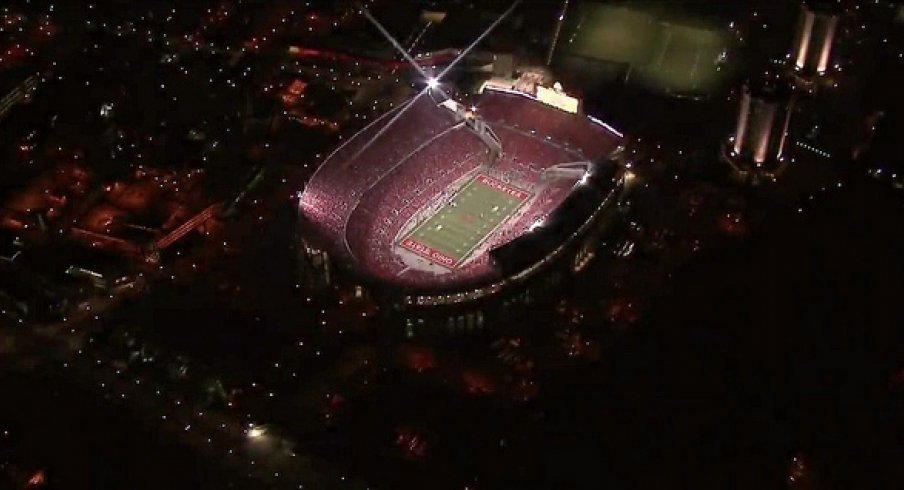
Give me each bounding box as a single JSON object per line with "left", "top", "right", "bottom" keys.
{"left": 488, "top": 180, "right": 574, "bottom": 249}
{"left": 301, "top": 95, "right": 459, "bottom": 239}
{"left": 301, "top": 89, "right": 623, "bottom": 290}
{"left": 477, "top": 90, "right": 620, "bottom": 161}
{"left": 488, "top": 126, "right": 584, "bottom": 185}
{"left": 346, "top": 126, "right": 488, "bottom": 279}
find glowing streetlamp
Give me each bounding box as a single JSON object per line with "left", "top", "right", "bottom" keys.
{"left": 247, "top": 423, "right": 265, "bottom": 439}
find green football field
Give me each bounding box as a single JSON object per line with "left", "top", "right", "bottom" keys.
{"left": 564, "top": 3, "right": 729, "bottom": 95}
{"left": 400, "top": 174, "right": 531, "bottom": 268}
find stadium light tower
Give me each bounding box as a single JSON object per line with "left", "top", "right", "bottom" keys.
{"left": 436, "top": 0, "right": 521, "bottom": 81}
{"left": 350, "top": 1, "right": 521, "bottom": 163}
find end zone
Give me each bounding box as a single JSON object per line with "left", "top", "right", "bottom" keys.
{"left": 400, "top": 237, "right": 459, "bottom": 269}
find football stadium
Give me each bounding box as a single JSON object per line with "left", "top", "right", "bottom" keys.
{"left": 300, "top": 83, "right": 626, "bottom": 307}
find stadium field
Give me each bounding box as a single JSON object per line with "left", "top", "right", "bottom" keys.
{"left": 400, "top": 174, "right": 531, "bottom": 268}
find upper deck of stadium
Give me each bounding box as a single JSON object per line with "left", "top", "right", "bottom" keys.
{"left": 300, "top": 87, "right": 624, "bottom": 293}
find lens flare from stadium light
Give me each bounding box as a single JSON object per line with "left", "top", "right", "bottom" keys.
{"left": 350, "top": 0, "right": 521, "bottom": 171}
{"left": 436, "top": 0, "right": 523, "bottom": 81}
{"left": 360, "top": 7, "right": 431, "bottom": 81}
{"left": 350, "top": 7, "right": 454, "bottom": 165}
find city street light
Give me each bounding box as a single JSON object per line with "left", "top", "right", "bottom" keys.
{"left": 247, "top": 423, "right": 265, "bottom": 439}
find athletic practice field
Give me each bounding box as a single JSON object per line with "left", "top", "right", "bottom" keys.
{"left": 564, "top": 3, "right": 729, "bottom": 95}
{"left": 400, "top": 174, "right": 531, "bottom": 268}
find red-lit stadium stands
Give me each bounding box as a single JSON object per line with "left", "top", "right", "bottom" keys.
{"left": 300, "top": 88, "right": 623, "bottom": 292}
{"left": 476, "top": 90, "right": 620, "bottom": 160}
{"left": 302, "top": 94, "right": 459, "bottom": 239}
{"left": 345, "top": 126, "right": 489, "bottom": 279}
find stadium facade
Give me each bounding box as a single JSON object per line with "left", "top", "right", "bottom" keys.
{"left": 299, "top": 83, "right": 627, "bottom": 333}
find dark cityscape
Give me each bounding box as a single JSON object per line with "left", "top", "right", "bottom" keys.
{"left": 0, "top": 0, "right": 902, "bottom": 488}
